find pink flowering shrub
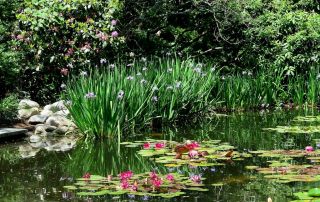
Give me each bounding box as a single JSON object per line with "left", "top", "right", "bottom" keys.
{"left": 12, "top": 0, "right": 124, "bottom": 102}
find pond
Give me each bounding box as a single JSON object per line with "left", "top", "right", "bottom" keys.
{"left": 1, "top": 109, "right": 320, "bottom": 202}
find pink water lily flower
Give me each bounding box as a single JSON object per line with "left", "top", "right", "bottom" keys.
{"left": 121, "top": 180, "right": 129, "bottom": 189}
{"left": 188, "top": 150, "right": 199, "bottom": 158}
{"left": 107, "top": 175, "right": 112, "bottom": 181}
{"left": 143, "top": 142, "right": 150, "bottom": 149}
{"left": 186, "top": 141, "right": 200, "bottom": 150}
{"left": 166, "top": 174, "right": 174, "bottom": 182}
{"left": 152, "top": 178, "right": 163, "bottom": 188}
{"left": 149, "top": 171, "right": 158, "bottom": 180}
{"left": 119, "top": 170, "right": 133, "bottom": 181}
{"left": 155, "top": 142, "right": 165, "bottom": 149}
{"left": 190, "top": 174, "right": 201, "bottom": 184}
{"left": 305, "top": 146, "right": 314, "bottom": 152}
{"left": 83, "top": 172, "right": 91, "bottom": 179}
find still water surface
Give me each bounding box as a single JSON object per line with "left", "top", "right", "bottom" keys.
{"left": 1, "top": 110, "right": 320, "bottom": 202}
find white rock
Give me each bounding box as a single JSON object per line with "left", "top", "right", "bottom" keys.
{"left": 35, "top": 124, "right": 57, "bottom": 132}
{"left": 34, "top": 125, "right": 47, "bottom": 136}
{"left": 54, "top": 109, "right": 70, "bottom": 117}
{"left": 55, "top": 126, "right": 69, "bottom": 135}
{"left": 30, "top": 141, "right": 44, "bottom": 148}
{"left": 40, "top": 109, "right": 54, "bottom": 116}
{"left": 30, "top": 134, "right": 42, "bottom": 143}
{"left": 18, "top": 99, "right": 40, "bottom": 109}
{"left": 52, "top": 100, "right": 67, "bottom": 110}
{"left": 28, "top": 115, "right": 48, "bottom": 124}
{"left": 19, "top": 145, "right": 33, "bottom": 152}
{"left": 43, "top": 104, "right": 52, "bottom": 111}
{"left": 44, "top": 101, "right": 67, "bottom": 112}
{"left": 45, "top": 115, "right": 75, "bottom": 128}
{"left": 18, "top": 107, "right": 40, "bottom": 119}
{"left": 20, "top": 149, "right": 39, "bottom": 158}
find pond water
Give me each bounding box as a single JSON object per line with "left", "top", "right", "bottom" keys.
{"left": 1, "top": 110, "right": 320, "bottom": 202}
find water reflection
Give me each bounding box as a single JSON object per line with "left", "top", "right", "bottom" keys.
{"left": 1, "top": 110, "right": 320, "bottom": 201}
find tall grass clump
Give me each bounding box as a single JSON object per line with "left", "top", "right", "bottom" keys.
{"left": 64, "top": 57, "right": 219, "bottom": 138}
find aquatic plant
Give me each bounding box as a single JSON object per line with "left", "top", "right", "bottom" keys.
{"left": 122, "top": 139, "right": 250, "bottom": 168}
{"left": 64, "top": 170, "right": 208, "bottom": 199}
{"left": 247, "top": 147, "right": 320, "bottom": 183}
{"left": 293, "top": 188, "right": 320, "bottom": 201}
{"left": 64, "top": 57, "right": 217, "bottom": 138}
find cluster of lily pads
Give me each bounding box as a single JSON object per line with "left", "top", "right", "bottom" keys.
{"left": 264, "top": 125, "right": 320, "bottom": 134}
{"left": 64, "top": 170, "right": 208, "bottom": 199}
{"left": 121, "top": 139, "right": 251, "bottom": 168}
{"left": 246, "top": 147, "right": 320, "bottom": 183}
{"left": 293, "top": 188, "right": 320, "bottom": 201}
{"left": 263, "top": 115, "right": 320, "bottom": 134}
{"left": 64, "top": 139, "right": 248, "bottom": 199}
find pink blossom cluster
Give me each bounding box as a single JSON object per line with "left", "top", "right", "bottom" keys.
{"left": 96, "top": 31, "right": 108, "bottom": 41}
{"left": 149, "top": 171, "right": 163, "bottom": 188}
{"left": 305, "top": 146, "right": 314, "bottom": 152}
{"left": 188, "top": 150, "right": 199, "bottom": 158}
{"left": 185, "top": 141, "right": 200, "bottom": 150}
{"left": 82, "top": 172, "right": 91, "bottom": 179}
{"left": 119, "top": 170, "right": 133, "bottom": 181}
{"left": 190, "top": 174, "right": 202, "bottom": 184}
{"left": 143, "top": 142, "right": 166, "bottom": 150}
{"left": 119, "top": 170, "right": 138, "bottom": 191}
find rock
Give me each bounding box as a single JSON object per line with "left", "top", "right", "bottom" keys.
{"left": 30, "top": 141, "right": 44, "bottom": 148}
{"left": 34, "top": 125, "right": 47, "bottom": 136}
{"left": 45, "top": 115, "right": 74, "bottom": 128}
{"left": 28, "top": 115, "right": 48, "bottom": 124}
{"left": 19, "top": 149, "right": 40, "bottom": 158}
{"left": 18, "top": 99, "right": 40, "bottom": 109}
{"left": 19, "top": 145, "right": 33, "bottom": 152}
{"left": 18, "top": 107, "right": 40, "bottom": 119}
{"left": 54, "top": 109, "right": 70, "bottom": 117}
{"left": 40, "top": 110, "right": 54, "bottom": 116}
{"left": 0, "top": 128, "right": 27, "bottom": 138}
{"left": 14, "top": 123, "right": 35, "bottom": 131}
{"left": 44, "top": 101, "right": 67, "bottom": 112}
{"left": 55, "top": 126, "right": 69, "bottom": 135}
{"left": 30, "top": 134, "right": 41, "bottom": 143}
{"left": 45, "top": 125, "right": 57, "bottom": 132}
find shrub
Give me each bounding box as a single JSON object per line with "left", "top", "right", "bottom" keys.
{"left": 0, "top": 0, "right": 23, "bottom": 98}
{"left": 0, "top": 94, "right": 19, "bottom": 123}
{"left": 13, "top": 0, "right": 124, "bottom": 102}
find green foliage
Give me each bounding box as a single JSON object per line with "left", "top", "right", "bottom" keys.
{"left": 0, "top": 0, "right": 23, "bottom": 97}
{"left": 2, "top": 0, "right": 319, "bottom": 107}
{"left": 0, "top": 94, "right": 19, "bottom": 122}
{"left": 242, "top": 0, "right": 320, "bottom": 73}
{"left": 15, "top": 0, "right": 123, "bottom": 71}
{"left": 12, "top": 0, "right": 124, "bottom": 102}
{"left": 64, "top": 57, "right": 217, "bottom": 138}
{"left": 119, "top": 0, "right": 246, "bottom": 65}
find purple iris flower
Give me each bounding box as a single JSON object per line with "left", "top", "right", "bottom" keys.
{"left": 85, "top": 92, "right": 96, "bottom": 99}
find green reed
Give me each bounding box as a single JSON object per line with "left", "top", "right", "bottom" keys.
{"left": 64, "top": 57, "right": 218, "bottom": 138}
{"left": 64, "top": 57, "right": 320, "bottom": 138}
